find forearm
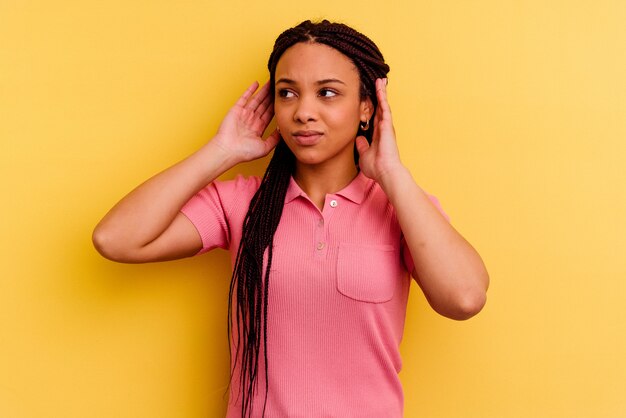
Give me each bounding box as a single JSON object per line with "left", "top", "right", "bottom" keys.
{"left": 93, "top": 140, "right": 239, "bottom": 258}
{"left": 379, "top": 165, "right": 489, "bottom": 320}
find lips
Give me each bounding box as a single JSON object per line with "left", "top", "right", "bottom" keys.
{"left": 292, "top": 130, "right": 324, "bottom": 146}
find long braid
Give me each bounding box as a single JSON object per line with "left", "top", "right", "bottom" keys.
{"left": 228, "top": 19, "right": 389, "bottom": 418}
{"left": 227, "top": 141, "right": 293, "bottom": 417}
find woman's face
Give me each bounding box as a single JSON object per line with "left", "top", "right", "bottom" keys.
{"left": 274, "top": 42, "right": 372, "bottom": 170}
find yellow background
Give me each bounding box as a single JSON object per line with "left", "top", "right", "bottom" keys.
{"left": 1, "top": 0, "right": 625, "bottom": 416}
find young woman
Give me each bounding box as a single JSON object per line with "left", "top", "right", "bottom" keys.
{"left": 93, "top": 20, "right": 489, "bottom": 418}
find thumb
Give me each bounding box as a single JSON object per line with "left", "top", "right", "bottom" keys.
{"left": 263, "top": 129, "right": 281, "bottom": 154}
{"left": 355, "top": 135, "right": 370, "bottom": 157}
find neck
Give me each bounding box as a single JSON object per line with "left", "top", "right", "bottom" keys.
{"left": 294, "top": 161, "right": 358, "bottom": 211}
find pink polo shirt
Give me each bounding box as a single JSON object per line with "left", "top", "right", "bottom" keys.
{"left": 181, "top": 172, "right": 448, "bottom": 418}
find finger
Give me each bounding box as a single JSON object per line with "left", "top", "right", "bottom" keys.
{"left": 255, "top": 83, "right": 273, "bottom": 117}
{"left": 235, "top": 81, "right": 260, "bottom": 108}
{"left": 258, "top": 101, "right": 275, "bottom": 128}
{"left": 263, "top": 129, "right": 281, "bottom": 154}
{"left": 251, "top": 106, "right": 274, "bottom": 135}
{"left": 355, "top": 135, "right": 370, "bottom": 156}
{"left": 246, "top": 81, "right": 271, "bottom": 111}
{"left": 376, "top": 78, "right": 392, "bottom": 121}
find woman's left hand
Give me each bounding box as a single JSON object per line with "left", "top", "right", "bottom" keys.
{"left": 358, "top": 81, "right": 489, "bottom": 321}
{"left": 355, "top": 78, "right": 404, "bottom": 184}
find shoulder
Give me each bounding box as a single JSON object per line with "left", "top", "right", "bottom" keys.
{"left": 367, "top": 179, "right": 450, "bottom": 222}
{"left": 181, "top": 174, "right": 261, "bottom": 218}
{"left": 207, "top": 174, "right": 262, "bottom": 203}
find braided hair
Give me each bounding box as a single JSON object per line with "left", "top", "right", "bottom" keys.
{"left": 227, "top": 20, "right": 390, "bottom": 417}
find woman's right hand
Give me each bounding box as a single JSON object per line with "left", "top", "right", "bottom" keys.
{"left": 212, "top": 81, "right": 280, "bottom": 163}
{"left": 93, "top": 81, "right": 280, "bottom": 263}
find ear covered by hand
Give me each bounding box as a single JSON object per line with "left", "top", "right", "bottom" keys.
{"left": 213, "top": 81, "right": 281, "bottom": 163}
{"left": 356, "top": 78, "right": 403, "bottom": 183}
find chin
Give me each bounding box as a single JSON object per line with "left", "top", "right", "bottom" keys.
{"left": 291, "top": 149, "right": 324, "bottom": 166}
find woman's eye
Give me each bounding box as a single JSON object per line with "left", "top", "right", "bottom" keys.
{"left": 278, "top": 89, "right": 295, "bottom": 98}
{"left": 319, "top": 89, "right": 338, "bottom": 98}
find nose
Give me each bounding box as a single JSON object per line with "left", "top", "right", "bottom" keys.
{"left": 293, "top": 94, "right": 318, "bottom": 124}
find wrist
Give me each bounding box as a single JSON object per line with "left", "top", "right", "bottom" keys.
{"left": 187, "top": 139, "right": 241, "bottom": 185}
{"left": 209, "top": 136, "right": 247, "bottom": 166}
{"left": 207, "top": 134, "right": 244, "bottom": 164}
{"left": 377, "top": 164, "right": 411, "bottom": 193}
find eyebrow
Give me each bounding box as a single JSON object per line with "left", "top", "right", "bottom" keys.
{"left": 275, "top": 78, "right": 346, "bottom": 86}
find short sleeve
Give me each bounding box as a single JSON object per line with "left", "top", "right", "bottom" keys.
{"left": 180, "top": 175, "right": 260, "bottom": 255}
{"left": 402, "top": 194, "right": 450, "bottom": 274}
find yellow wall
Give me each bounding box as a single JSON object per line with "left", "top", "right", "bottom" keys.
{"left": 1, "top": 1, "right": 625, "bottom": 416}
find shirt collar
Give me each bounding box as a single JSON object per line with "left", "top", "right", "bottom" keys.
{"left": 284, "top": 171, "right": 371, "bottom": 205}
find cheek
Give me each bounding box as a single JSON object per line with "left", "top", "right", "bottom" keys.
{"left": 324, "top": 105, "right": 360, "bottom": 132}
{"left": 274, "top": 104, "right": 290, "bottom": 127}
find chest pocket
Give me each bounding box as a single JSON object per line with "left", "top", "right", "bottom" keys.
{"left": 336, "top": 243, "right": 402, "bottom": 303}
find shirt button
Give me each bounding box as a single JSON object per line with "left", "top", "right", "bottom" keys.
{"left": 329, "top": 199, "right": 338, "bottom": 208}
{"left": 318, "top": 219, "right": 324, "bottom": 227}
{"left": 316, "top": 242, "right": 326, "bottom": 250}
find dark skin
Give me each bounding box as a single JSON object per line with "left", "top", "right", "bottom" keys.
{"left": 93, "top": 41, "right": 488, "bottom": 320}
